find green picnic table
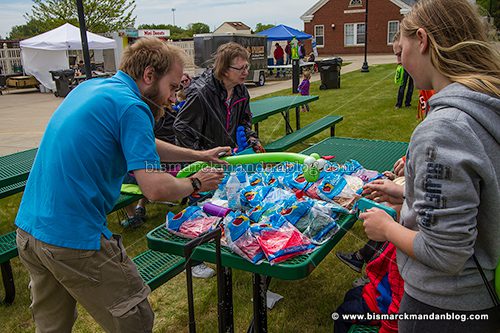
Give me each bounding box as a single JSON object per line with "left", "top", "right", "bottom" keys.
{"left": 0, "top": 148, "right": 37, "bottom": 191}
{"left": 301, "top": 136, "right": 409, "bottom": 172}
{"left": 250, "top": 95, "right": 319, "bottom": 136}
{"left": 146, "top": 136, "right": 409, "bottom": 332}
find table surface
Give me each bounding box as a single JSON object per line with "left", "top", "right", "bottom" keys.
{"left": 301, "top": 136, "right": 409, "bottom": 172}
{"left": 267, "top": 62, "right": 315, "bottom": 69}
{"left": 250, "top": 95, "right": 319, "bottom": 123}
{"left": 147, "top": 136, "right": 409, "bottom": 280}
{"left": 0, "top": 148, "right": 37, "bottom": 188}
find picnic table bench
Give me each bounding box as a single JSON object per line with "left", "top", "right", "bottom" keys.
{"left": 250, "top": 95, "right": 320, "bottom": 136}
{"left": 0, "top": 149, "right": 184, "bottom": 305}
{"left": 250, "top": 95, "right": 343, "bottom": 152}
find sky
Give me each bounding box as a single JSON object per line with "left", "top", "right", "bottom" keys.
{"left": 0, "top": 0, "right": 315, "bottom": 38}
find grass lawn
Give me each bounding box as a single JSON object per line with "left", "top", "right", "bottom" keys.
{"left": 0, "top": 63, "right": 420, "bottom": 332}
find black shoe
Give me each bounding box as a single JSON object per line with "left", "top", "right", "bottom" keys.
{"left": 405, "top": 104, "right": 412, "bottom": 108}
{"left": 120, "top": 215, "right": 145, "bottom": 229}
{"left": 135, "top": 206, "right": 146, "bottom": 219}
{"left": 336, "top": 251, "right": 364, "bottom": 273}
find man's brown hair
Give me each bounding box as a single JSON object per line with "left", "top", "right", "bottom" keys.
{"left": 119, "top": 37, "right": 186, "bottom": 82}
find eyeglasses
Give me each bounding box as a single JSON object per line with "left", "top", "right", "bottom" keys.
{"left": 229, "top": 64, "right": 250, "bottom": 72}
{"left": 181, "top": 79, "right": 190, "bottom": 85}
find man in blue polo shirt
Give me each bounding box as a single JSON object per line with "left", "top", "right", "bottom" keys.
{"left": 15, "top": 37, "right": 230, "bottom": 332}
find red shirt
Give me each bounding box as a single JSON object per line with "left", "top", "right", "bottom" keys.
{"left": 274, "top": 46, "right": 284, "bottom": 61}
{"left": 362, "top": 243, "right": 404, "bottom": 333}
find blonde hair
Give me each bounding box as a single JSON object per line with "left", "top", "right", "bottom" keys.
{"left": 213, "top": 42, "right": 250, "bottom": 81}
{"left": 303, "top": 70, "right": 311, "bottom": 80}
{"left": 119, "top": 37, "right": 186, "bottom": 82}
{"left": 401, "top": 0, "right": 500, "bottom": 97}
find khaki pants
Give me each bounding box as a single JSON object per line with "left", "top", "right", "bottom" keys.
{"left": 16, "top": 228, "right": 154, "bottom": 333}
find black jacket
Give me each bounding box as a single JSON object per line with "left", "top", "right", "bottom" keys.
{"left": 154, "top": 109, "right": 177, "bottom": 144}
{"left": 173, "top": 69, "right": 258, "bottom": 150}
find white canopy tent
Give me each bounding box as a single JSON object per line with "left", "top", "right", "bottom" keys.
{"left": 20, "top": 23, "right": 116, "bottom": 90}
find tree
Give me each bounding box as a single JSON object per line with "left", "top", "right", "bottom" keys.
{"left": 254, "top": 23, "right": 275, "bottom": 33}
{"left": 477, "top": 0, "right": 499, "bottom": 30}
{"left": 25, "top": 0, "right": 136, "bottom": 34}
{"left": 187, "top": 22, "right": 210, "bottom": 35}
{"left": 8, "top": 19, "right": 58, "bottom": 40}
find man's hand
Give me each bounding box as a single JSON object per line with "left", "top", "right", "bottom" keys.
{"left": 201, "top": 147, "right": 232, "bottom": 165}
{"left": 192, "top": 167, "right": 225, "bottom": 192}
{"left": 362, "top": 179, "right": 404, "bottom": 205}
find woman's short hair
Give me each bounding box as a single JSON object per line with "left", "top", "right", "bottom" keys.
{"left": 213, "top": 42, "right": 250, "bottom": 81}
{"left": 119, "top": 37, "right": 186, "bottom": 82}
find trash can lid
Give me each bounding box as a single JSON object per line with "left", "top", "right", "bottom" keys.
{"left": 315, "top": 57, "right": 343, "bottom": 65}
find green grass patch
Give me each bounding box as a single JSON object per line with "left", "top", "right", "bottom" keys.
{"left": 0, "top": 63, "right": 420, "bottom": 332}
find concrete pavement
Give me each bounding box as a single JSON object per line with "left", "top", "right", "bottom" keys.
{"left": 0, "top": 54, "right": 396, "bottom": 156}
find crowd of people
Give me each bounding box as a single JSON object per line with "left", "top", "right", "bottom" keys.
{"left": 11, "top": 0, "right": 500, "bottom": 332}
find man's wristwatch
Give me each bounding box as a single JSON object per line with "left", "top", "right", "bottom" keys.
{"left": 189, "top": 177, "right": 202, "bottom": 193}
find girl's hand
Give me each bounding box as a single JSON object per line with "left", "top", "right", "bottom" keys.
{"left": 359, "top": 208, "right": 394, "bottom": 241}
{"left": 362, "top": 179, "right": 404, "bottom": 205}
{"left": 393, "top": 157, "right": 406, "bottom": 177}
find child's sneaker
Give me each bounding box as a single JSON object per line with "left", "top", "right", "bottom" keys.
{"left": 352, "top": 276, "right": 370, "bottom": 288}
{"left": 120, "top": 215, "right": 145, "bottom": 229}
{"left": 191, "top": 263, "right": 215, "bottom": 279}
{"left": 336, "top": 251, "right": 364, "bottom": 273}
{"left": 135, "top": 206, "right": 146, "bottom": 220}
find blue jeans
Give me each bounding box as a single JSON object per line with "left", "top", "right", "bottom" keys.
{"left": 275, "top": 58, "right": 284, "bottom": 77}
{"left": 333, "top": 286, "right": 372, "bottom": 333}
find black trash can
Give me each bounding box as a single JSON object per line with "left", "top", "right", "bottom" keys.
{"left": 50, "top": 69, "right": 75, "bottom": 97}
{"left": 316, "top": 57, "right": 342, "bottom": 89}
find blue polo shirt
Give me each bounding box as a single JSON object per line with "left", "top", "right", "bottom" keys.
{"left": 15, "top": 71, "right": 161, "bottom": 250}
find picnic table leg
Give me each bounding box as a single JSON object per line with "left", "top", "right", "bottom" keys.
{"left": 222, "top": 267, "right": 234, "bottom": 332}
{"left": 295, "top": 106, "right": 301, "bottom": 130}
{"left": 281, "top": 111, "right": 293, "bottom": 135}
{"left": 330, "top": 125, "right": 336, "bottom": 137}
{"left": 1, "top": 261, "right": 15, "bottom": 305}
{"left": 252, "top": 273, "right": 267, "bottom": 333}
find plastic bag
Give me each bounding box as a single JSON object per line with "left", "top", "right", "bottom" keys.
{"left": 316, "top": 173, "right": 361, "bottom": 208}
{"left": 239, "top": 185, "right": 273, "bottom": 208}
{"left": 224, "top": 212, "right": 264, "bottom": 264}
{"left": 166, "top": 206, "right": 221, "bottom": 239}
{"left": 251, "top": 218, "right": 315, "bottom": 265}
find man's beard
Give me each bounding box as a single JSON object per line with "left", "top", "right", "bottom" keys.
{"left": 141, "top": 82, "right": 165, "bottom": 121}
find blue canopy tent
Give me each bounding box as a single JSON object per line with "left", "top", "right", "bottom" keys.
{"left": 256, "top": 24, "right": 312, "bottom": 41}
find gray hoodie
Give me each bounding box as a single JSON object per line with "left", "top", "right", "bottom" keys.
{"left": 398, "top": 83, "right": 500, "bottom": 311}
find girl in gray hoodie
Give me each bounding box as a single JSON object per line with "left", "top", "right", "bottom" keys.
{"left": 359, "top": 0, "right": 500, "bottom": 332}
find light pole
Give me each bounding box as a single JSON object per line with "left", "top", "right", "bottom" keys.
{"left": 172, "top": 8, "right": 176, "bottom": 26}
{"left": 75, "top": 0, "right": 92, "bottom": 79}
{"left": 361, "top": 0, "right": 369, "bottom": 72}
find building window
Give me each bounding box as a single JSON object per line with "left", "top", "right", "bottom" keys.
{"left": 315, "top": 25, "right": 324, "bottom": 47}
{"left": 349, "top": 0, "right": 362, "bottom": 7}
{"left": 344, "top": 23, "right": 365, "bottom": 46}
{"left": 387, "top": 21, "right": 400, "bottom": 44}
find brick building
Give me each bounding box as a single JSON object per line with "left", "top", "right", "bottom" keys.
{"left": 300, "top": 0, "right": 416, "bottom": 55}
